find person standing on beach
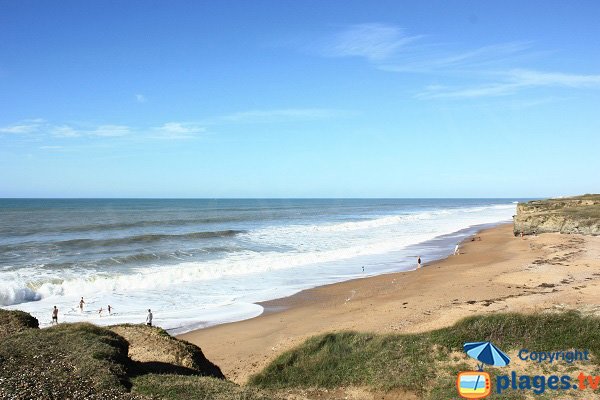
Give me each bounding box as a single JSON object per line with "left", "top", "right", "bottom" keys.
{"left": 146, "top": 309, "right": 153, "bottom": 326}
{"left": 79, "top": 297, "right": 85, "bottom": 313}
{"left": 417, "top": 256, "right": 422, "bottom": 269}
{"left": 51, "top": 306, "right": 58, "bottom": 325}
{"left": 454, "top": 244, "right": 460, "bottom": 255}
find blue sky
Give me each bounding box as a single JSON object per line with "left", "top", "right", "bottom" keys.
{"left": 1, "top": 0, "right": 599, "bottom": 198}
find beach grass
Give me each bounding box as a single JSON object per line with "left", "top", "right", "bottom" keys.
{"left": 131, "top": 375, "right": 275, "bottom": 400}
{"left": 0, "top": 308, "right": 39, "bottom": 339}
{"left": 4, "top": 308, "right": 600, "bottom": 399}
{"left": 0, "top": 319, "right": 138, "bottom": 399}
{"left": 0, "top": 309, "right": 266, "bottom": 399}
{"left": 250, "top": 311, "right": 600, "bottom": 399}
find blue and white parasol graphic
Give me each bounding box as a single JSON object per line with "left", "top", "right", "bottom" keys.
{"left": 464, "top": 341, "right": 511, "bottom": 369}
{"left": 463, "top": 341, "right": 510, "bottom": 392}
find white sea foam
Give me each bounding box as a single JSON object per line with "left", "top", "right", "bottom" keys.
{"left": 0, "top": 281, "right": 41, "bottom": 306}
{"left": 2, "top": 202, "right": 516, "bottom": 332}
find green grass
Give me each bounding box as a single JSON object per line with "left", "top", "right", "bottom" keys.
{"left": 132, "top": 375, "right": 275, "bottom": 400}
{"left": 4, "top": 309, "right": 600, "bottom": 399}
{"left": 0, "top": 309, "right": 39, "bottom": 339}
{"left": 250, "top": 311, "right": 600, "bottom": 399}
{"left": 0, "top": 314, "right": 245, "bottom": 399}
{"left": 0, "top": 321, "right": 143, "bottom": 399}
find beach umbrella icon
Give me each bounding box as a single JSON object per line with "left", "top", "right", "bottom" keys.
{"left": 464, "top": 341, "right": 511, "bottom": 370}
{"left": 461, "top": 342, "right": 510, "bottom": 397}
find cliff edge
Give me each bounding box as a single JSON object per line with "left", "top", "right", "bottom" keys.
{"left": 513, "top": 194, "right": 600, "bottom": 236}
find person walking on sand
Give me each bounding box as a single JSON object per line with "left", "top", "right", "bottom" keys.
{"left": 146, "top": 309, "right": 153, "bottom": 326}
{"left": 454, "top": 244, "right": 460, "bottom": 255}
{"left": 79, "top": 297, "right": 85, "bottom": 313}
{"left": 417, "top": 256, "right": 422, "bottom": 269}
{"left": 51, "top": 306, "right": 58, "bottom": 325}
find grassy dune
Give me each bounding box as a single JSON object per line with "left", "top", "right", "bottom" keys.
{"left": 0, "top": 309, "right": 261, "bottom": 400}
{"left": 0, "top": 320, "right": 140, "bottom": 399}
{"left": 3, "top": 309, "right": 600, "bottom": 399}
{"left": 250, "top": 311, "right": 600, "bottom": 399}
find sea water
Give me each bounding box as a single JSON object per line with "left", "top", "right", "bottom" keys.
{"left": 0, "top": 199, "right": 519, "bottom": 334}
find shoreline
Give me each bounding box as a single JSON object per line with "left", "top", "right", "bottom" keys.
{"left": 171, "top": 220, "right": 507, "bottom": 334}
{"left": 176, "top": 221, "right": 498, "bottom": 333}
{"left": 254, "top": 221, "right": 502, "bottom": 315}
{"left": 179, "top": 223, "right": 600, "bottom": 384}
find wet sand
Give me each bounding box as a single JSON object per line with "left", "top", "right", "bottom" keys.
{"left": 179, "top": 224, "right": 600, "bottom": 384}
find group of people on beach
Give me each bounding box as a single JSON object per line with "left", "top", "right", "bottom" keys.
{"left": 77, "top": 297, "right": 113, "bottom": 316}
{"left": 49, "top": 297, "right": 114, "bottom": 325}
{"left": 50, "top": 298, "right": 153, "bottom": 327}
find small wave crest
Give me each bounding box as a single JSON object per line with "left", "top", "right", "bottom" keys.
{"left": 1, "top": 230, "right": 244, "bottom": 253}
{"left": 61, "top": 229, "right": 243, "bottom": 248}
{"left": 0, "top": 216, "right": 253, "bottom": 237}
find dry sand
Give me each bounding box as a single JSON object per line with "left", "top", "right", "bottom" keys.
{"left": 179, "top": 224, "right": 600, "bottom": 384}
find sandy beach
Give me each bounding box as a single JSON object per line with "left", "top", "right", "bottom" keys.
{"left": 180, "top": 224, "right": 600, "bottom": 384}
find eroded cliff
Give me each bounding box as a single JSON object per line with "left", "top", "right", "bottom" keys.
{"left": 513, "top": 194, "right": 600, "bottom": 236}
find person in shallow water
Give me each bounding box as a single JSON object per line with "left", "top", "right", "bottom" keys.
{"left": 417, "top": 256, "right": 422, "bottom": 268}
{"left": 51, "top": 306, "right": 58, "bottom": 325}
{"left": 108, "top": 305, "right": 112, "bottom": 315}
{"left": 146, "top": 309, "right": 153, "bottom": 326}
{"left": 79, "top": 297, "right": 85, "bottom": 313}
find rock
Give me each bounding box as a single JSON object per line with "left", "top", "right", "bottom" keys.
{"left": 109, "top": 324, "right": 225, "bottom": 379}
{"left": 513, "top": 194, "right": 600, "bottom": 236}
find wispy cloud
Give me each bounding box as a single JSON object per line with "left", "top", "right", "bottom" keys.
{"left": 1, "top": 107, "right": 350, "bottom": 146}
{"left": 320, "top": 23, "right": 422, "bottom": 61}
{"left": 50, "top": 124, "right": 131, "bottom": 137}
{"left": 315, "top": 23, "right": 530, "bottom": 73}
{"left": 52, "top": 125, "right": 82, "bottom": 138}
{"left": 312, "top": 23, "right": 600, "bottom": 101}
{"left": 135, "top": 94, "right": 147, "bottom": 103}
{"left": 418, "top": 69, "right": 600, "bottom": 99}
{"left": 91, "top": 125, "right": 131, "bottom": 137}
{"left": 152, "top": 122, "right": 205, "bottom": 139}
{"left": 220, "top": 108, "right": 348, "bottom": 123}
{"left": 0, "top": 119, "right": 44, "bottom": 134}
{"left": 379, "top": 42, "right": 533, "bottom": 73}
{"left": 509, "top": 69, "right": 600, "bottom": 88}
{"left": 1, "top": 121, "right": 131, "bottom": 138}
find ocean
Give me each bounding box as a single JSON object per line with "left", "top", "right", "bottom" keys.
{"left": 0, "top": 198, "right": 518, "bottom": 334}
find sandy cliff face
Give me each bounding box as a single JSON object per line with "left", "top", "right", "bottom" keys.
{"left": 109, "top": 324, "right": 225, "bottom": 379}
{"left": 513, "top": 195, "right": 600, "bottom": 235}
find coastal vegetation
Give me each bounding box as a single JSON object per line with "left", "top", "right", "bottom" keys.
{"left": 514, "top": 194, "right": 600, "bottom": 236}
{"left": 0, "top": 309, "right": 260, "bottom": 400}
{"left": 251, "top": 311, "right": 600, "bottom": 399}
{"left": 3, "top": 308, "right": 600, "bottom": 399}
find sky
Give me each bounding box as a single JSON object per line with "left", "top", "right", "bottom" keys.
{"left": 1, "top": 0, "right": 599, "bottom": 198}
